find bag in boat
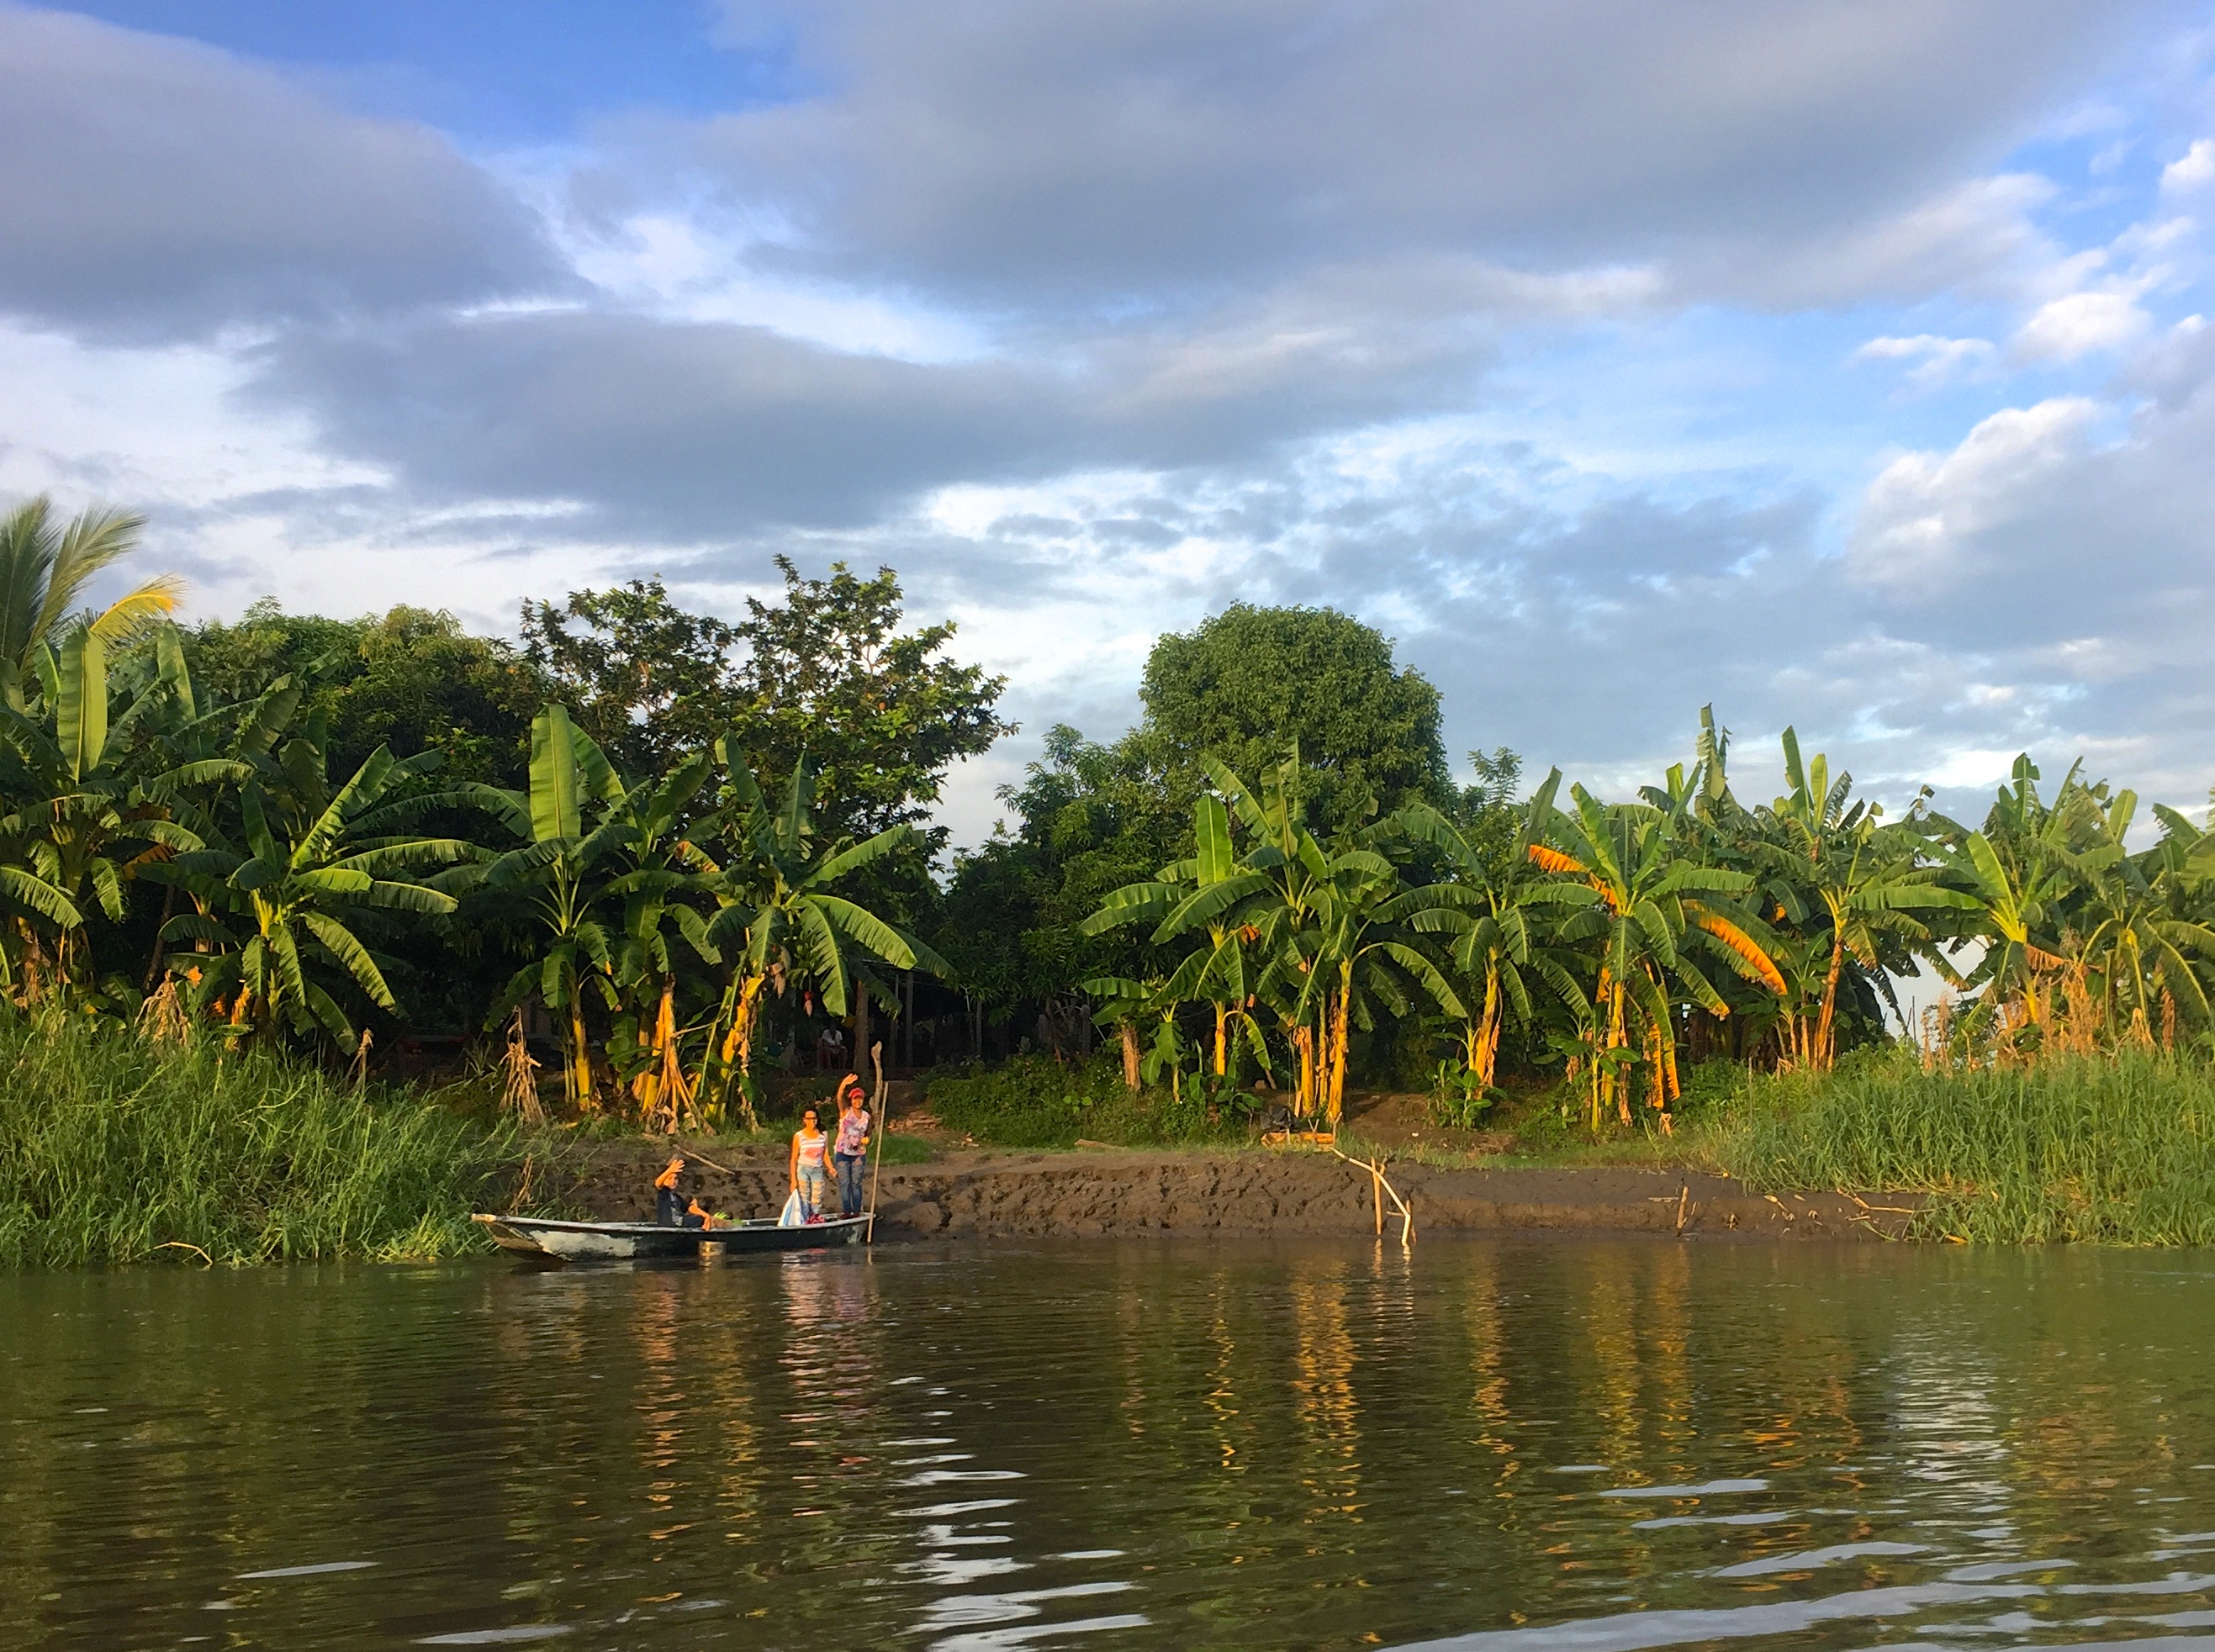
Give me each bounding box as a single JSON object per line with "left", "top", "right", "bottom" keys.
{"left": 778, "top": 1190, "right": 806, "bottom": 1227}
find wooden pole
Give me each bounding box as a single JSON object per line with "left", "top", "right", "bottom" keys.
{"left": 864, "top": 1040, "right": 888, "bottom": 1243}
{"left": 1372, "top": 1164, "right": 1384, "bottom": 1236}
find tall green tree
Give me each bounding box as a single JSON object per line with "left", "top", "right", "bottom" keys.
{"left": 1137, "top": 604, "right": 1451, "bottom": 832}
{"left": 522, "top": 560, "right": 1012, "bottom": 840}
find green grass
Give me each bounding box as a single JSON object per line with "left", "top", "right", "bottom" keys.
{"left": 0, "top": 1012, "right": 551, "bottom": 1267}
{"left": 924, "top": 1053, "right": 1251, "bottom": 1151}
{"left": 1700, "top": 1047, "right": 2215, "bottom": 1244}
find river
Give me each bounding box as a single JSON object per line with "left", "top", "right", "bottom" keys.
{"left": 5, "top": 1238, "right": 2213, "bottom": 1650}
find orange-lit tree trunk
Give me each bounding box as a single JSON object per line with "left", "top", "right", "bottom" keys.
{"left": 1325, "top": 967, "right": 1353, "bottom": 1127}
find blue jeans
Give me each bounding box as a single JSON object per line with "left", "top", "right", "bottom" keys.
{"left": 796, "top": 1165, "right": 828, "bottom": 1217}
{"left": 834, "top": 1152, "right": 866, "bottom": 1217}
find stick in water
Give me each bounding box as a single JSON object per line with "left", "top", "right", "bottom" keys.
{"left": 1324, "top": 1143, "right": 1415, "bottom": 1248}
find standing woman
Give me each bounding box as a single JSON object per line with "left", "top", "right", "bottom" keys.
{"left": 833, "top": 1079, "right": 871, "bottom": 1218}
{"left": 789, "top": 1107, "right": 831, "bottom": 1219}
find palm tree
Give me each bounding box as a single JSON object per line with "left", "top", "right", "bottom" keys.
{"left": 0, "top": 498, "right": 182, "bottom": 710}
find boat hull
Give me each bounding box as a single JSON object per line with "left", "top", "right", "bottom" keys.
{"left": 473, "top": 1213, "right": 868, "bottom": 1261}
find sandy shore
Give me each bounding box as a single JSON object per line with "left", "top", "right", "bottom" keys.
{"left": 561, "top": 1141, "right": 1920, "bottom": 1243}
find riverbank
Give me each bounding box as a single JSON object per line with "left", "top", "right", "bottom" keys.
{"left": 566, "top": 1139, "right": 1922, "bottom": 1241}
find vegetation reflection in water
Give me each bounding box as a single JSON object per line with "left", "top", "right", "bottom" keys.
{"left": 4, "top": 1239, "right": 2215, "bottom": 1651}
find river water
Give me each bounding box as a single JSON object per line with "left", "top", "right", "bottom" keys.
{"left": 6, "top": 1238, "right": 2215, "bottom": 1651}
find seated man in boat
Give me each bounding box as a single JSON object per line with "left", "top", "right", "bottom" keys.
{"left": 654, "top": 1155, "right": 698, "bottom": 1227}
{"left": 655, "top": 1155, "right": 735, "bottom": 1229}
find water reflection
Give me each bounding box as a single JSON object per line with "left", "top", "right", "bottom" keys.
{"left": 4, "top": 1241, "right": 2215, "bottom": 1651}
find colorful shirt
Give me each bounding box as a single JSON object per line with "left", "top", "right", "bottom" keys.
{"left": 796, "top": 1129, "right": 827, "bottom": 1169}
{"left": 836, "top": 1110, "right": 870, "bottom": 1157}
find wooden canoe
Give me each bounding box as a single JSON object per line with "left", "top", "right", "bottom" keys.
{"left": 473, "top": 1212, "right": 868, "bottom": 1261}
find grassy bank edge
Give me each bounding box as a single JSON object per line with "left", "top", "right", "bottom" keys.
{"left": 0, "top": 1015, "right": 563, "bottom": 1269}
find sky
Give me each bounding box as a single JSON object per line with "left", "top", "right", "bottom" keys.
{"left": 2, "top": 1, "right": 2212, "bottom": 845}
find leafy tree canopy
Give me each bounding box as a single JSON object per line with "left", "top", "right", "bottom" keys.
{"left": 522, "top": 559, "right": 1012, "bottom": 843}
{"left": 939, "top": 608, "right": 1457, "bottom": 1011}
{"left": 186, "top": 602, "right": 547, "bottom": 786}
{"left": 937, "top": 726, "right": 1184, "bottom": 1009}
{"left": 1136, "top": 604, "right": 1451, "bottom": 832}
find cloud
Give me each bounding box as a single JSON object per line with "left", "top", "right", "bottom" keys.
{"left": 1856, "top": 332, "right": 1999, "bottom": 389}
{"left": 245, "top": 257, "right": 1546, "bottom": 538}
{"left": 1695, "top": 173, "right": 2060, "bottom": 309}
{"left": 2161, "top": 137, "right": 2215, "bottom": 192}
{"left": 0, "top": 4, "right": 563, "bottom": 339}
{"left": 1849, "top": 398, "right": 2102, "bottom": 592}
{"left": 680, "top": 0, "right": 2145, "bottom": 311}
{"left": 1848, "top": 349, "right": 2215, "bottom": 669}
{"left": 2011, "top": 286, "right": 2155, "bottom": 359}
{"left": 4, "top": 0, "right": 2212, "bottom": 842}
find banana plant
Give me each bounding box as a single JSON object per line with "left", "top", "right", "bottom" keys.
{"left": 1150, "top": 754, "right": 1464, "bottom": 1127}
{"left": 1533, "top": 783, "right": 1784, "bottom": 1130}
{"left": 1746, "top": 731, "right": 1975, "bottom": 1068}
{"left": 1081, "top": 792, "right": 1267, "bottom": 1077}
{"left": 1933, "top": 757, "right": 2103, "bottom": 1049}
{"left": 694, "top": 745, "right": 945, "bottom": 1127}
{"left": 0, "top": 625, "right": 209, "bottom": 999}
{"left": 2051, "top": 793, "right": 2215, "bottom": 1044}
{"left": 1391, "top": 768, "right": 1595, "bottom": 1089}
{"left": 600, "top": 751, "right": 720, "bottom": 1130}
{"left": 477, "top": 705, "right": 634, "bottom": 1108}
{"left": 150, "top": 734, "right": 478, "bottom": 1044}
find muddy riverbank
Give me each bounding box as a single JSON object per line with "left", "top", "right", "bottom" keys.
{"left": 560, "top": 1141, "right": 1920, "bottom": 1242}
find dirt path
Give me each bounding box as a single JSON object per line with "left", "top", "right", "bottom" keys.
{"left": 559, "top": 1141, "right": 1920, "bottom": 1243}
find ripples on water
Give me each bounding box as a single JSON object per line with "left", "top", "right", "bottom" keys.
{"left": 3, "top": 1239, "right": 2213, "bottom": 1651}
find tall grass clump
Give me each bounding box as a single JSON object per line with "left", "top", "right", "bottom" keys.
{"left": 1707, "top": 1046, "right": 2215, "bottom": 1244}
{"left": 0, "top": 1013, "right": 542, "bottom": 1267}
{"left": 926, "top": 1053, "right": 1249, "bottom": 1150}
